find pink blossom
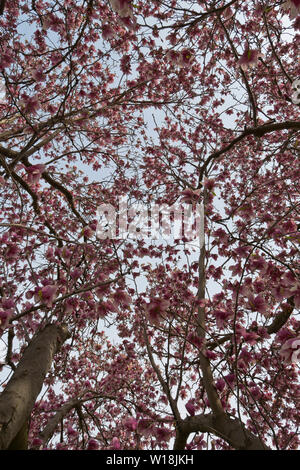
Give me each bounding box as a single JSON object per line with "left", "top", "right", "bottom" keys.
{"left": 61, "top": 247, "right": 72, "bottom": 261}
{"left": 137, "top": 419, "right": 153, "bottom": 437}
{"left": 87, "top": 439, "right": 99, "bottom": 450}
{"left": 67, "top": 425, "right": 77, "bottom": 436}
{"left": 65, "top": 299, "right": 75, "bottom": 313}
{"left": 167, "top": 49, "right": 194, "bottom": 68}
{"left": 5, "top": 244, "right": 19, "bottom": 261}
{"left": 32, "top": 67, "right": 46, "bottom": 82}
{"left": 237, "top": 49, "right": 263, "bottom": 70}
{"left": 224, "top": 373, "right": 235, "bottom": 386}
{"left": 0, "top": 310, "right": 12, "bottom": 329}
{"left": 110, "top": 0, "right": 134, "bottom": 18}
{"left": 32, "top": 438, "right": 43, "bottom": 448}
{"left": 215, "top": 378, "right": 226, "bottom": 392}
{"left": 112, "top": 289, "right": 131, "bottom": 307}
{"left": 82, "top": 225, "right": 95, "bottom": 238}
{"left": 124, "top": 416, "right": 138, "bottom": 431}
{"left": 294, "top": 15, "right": 300, "bottom": 28}
{"left": 145, "top": 298, "right": 170, "bottom": 324}
{"left": 97, "top": 301, "right": 117, "bottom": 317}
{"left": 247, "top": 294, "right": 268, "bottom": 315}
{"left": 102, "top": 24, "right": 115, "bottom": 40}
{"left": 212, "top": 228, "right": 228, "bottom": 244}
{"left": 111, "top": 436, "right": 121, "bottom": 449}
{"left": 180, "top": 188, "right": 201, "bottom": 204}
{"left": 205, "top": 349, "right": 217, "bottom": 360}
{"left": 283, "top": 0, "right": 300, "bottom": 19}
{"left": 35, "top": 285, "right": 58, "bottom": 307}
{"left": 1, "top": 299, "right": 15, "bottom": 309}
{"left": 280, "top": 337, "right": 300, "bottom": 364}
{"left": 0, "top": 49, "right": 14, "bottom": 70}
{"left": 249, "top": 386, "right": 262, "bottom": 400}
{"left": 242, "top": 330, "right": 259, "bottom": 345}
{"left": 25, "top": 164, "right": 46, "bottom": 184}
{"left": 177, "top": 49, "right": 194, "bottom": 68}
{"left": 187, "top": 332, "right": 203, "bottom": 349}
{"left": 155, "top": 426, "right": 172, "bottom": 443}
{"left": 70, "top": 268, "right": 82, "bottom": 280}
{"left": 214, "top": 308, "right": 232, "bottom": 329}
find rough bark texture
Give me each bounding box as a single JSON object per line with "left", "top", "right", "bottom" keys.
{"left": 0, "top": 323, "right": 70, "bottom": 450}
{"left": 174, "top": 413, "right": 269, "bottom": 450}
{"left": 38, "top": 397, "right": 80, "bottom": 448}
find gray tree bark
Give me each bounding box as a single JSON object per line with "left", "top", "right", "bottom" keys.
{"left": 174, "top": 413, "right": 269, "bottom": 450}
{"left": 0, "top": 323, "right": 70, "bottom": 450}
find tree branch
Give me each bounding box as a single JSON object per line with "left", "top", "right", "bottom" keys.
{"left": 0, "top": 323, "right": 70, "bottom": 449}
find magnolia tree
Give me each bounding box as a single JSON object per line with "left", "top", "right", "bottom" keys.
{"left": 0, "top": 0, "right": 299, "bottom": 451}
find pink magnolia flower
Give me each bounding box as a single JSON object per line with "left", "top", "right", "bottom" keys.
{"left": 145, "top": 298, "right": 170, "bottom": 324}
{"left": 1, "top": 299, "right": 15, "bottom": 309}
{"left": 67, "top": 425, "right": 77, "bottom": 436}
{"left": 97, "top": 301, "right": 117, "bottom": 317}
{"left": 5, "top": 244, "right": 19, "bottom": 262}
{"left": 237, "top": 49, "right": 263, "bottom": 70}
{"left": 283, "top": 0, "right": 300, "bottom": 19}
{"left": 20, "top": 94, "right": 41, "bottom": 114}
{"left": 124, "top": 416, "right": 138, "bottom": 431}
{"left": 70, "top": 268, "right": 82, "bottom": 280}
{"left": 280, "top": 337, "right": 300, "bottom": 364}
{"left": 102, "top": 24, "right": 115, "bottom": 40}
{"left": 224, "top": 373, "right": 235, "bottom": 386}
{"left": 82, "top": 225, "right": 95, "bottom": 238}
{"left": 0, "top": 309, "right": 12, "bottom": 329}
{"left": 35, "top": 285, "right": 58, "bottom": 307}
{"left": 137, "top": 419, "right": 153, "bottom": 437}
{"left": 32, "top": 67, "right": 46, "bottom": 82}
{"left": 177, "top": 49, "right": 194, "bottom": 68}
{"left": 167, "top": 49, "right": 194, "bottom": 68}
{"left": 291, "top": 78, "right": 300, "bottom": 105}
{"left": 0, "top": 49, "right": 14, "bottom": 70}
{"left": 155, "top": 426, "right": 172, "bottom": 443}
{"left": 25, "top": 164, "right": 45, "bottom": 184}
{"left": 215, "top": 378, "right": 226, "bottom": 392}
{"left": 214, "top": 308, "right": 232, "bottom": 329}
{"left": 60, "top": 247, "right": 71, "bottom": 262}
{"left": 32, "top": 437, "right": 43, "bottom": 448}
{"left": 242, "top": 330, "right": 259, "bottom": 345}
{"left": 112, "top": 289, "right": 131, "bottom": 307}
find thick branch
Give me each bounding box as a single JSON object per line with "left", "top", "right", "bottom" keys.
{"left": 0, "top": 323, "right": 70, "bottom": 450}
{"left": 37, "top": 398, "right": 80, "bottom": 448}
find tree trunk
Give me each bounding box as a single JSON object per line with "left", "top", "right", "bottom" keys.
{"left": 0, "top": 323, "right": 70, "bottom": 450}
